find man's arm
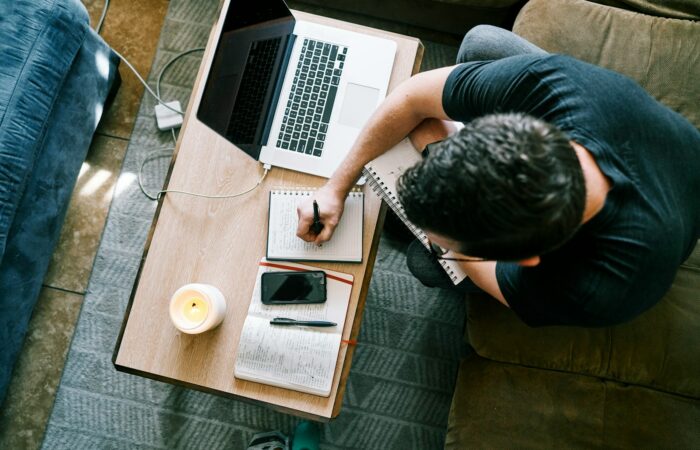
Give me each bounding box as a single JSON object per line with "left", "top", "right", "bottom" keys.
{"left": 297, "top": 66, "right": 457, "bottom": 243}
{"left": 460, "top": 262, "right": 509, "bottom": 307}
{"left": 409, "top": 118, "right": 459, "bottom": 153}
{"left": 326, "top": 66, "right": 457, "bottom": 197}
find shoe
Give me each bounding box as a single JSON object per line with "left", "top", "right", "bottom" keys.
{"left": 246, "top": 431, "right": 290, "bottom": 450}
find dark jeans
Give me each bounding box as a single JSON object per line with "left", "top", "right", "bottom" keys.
{"left": 406, "top": 26, "right": 546, "bottom": 293}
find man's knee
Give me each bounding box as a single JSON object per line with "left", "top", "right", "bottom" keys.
{"left": 406, "top": 239, "right": 453, "bottom": 289}
{"left": 463, "top": 25, "right": 506, "bottom": 48}
{"left": 457, "top": 25, "right": 547, "bottom": 64}
{"left": 457, "top": 25, "right": 509, "bottom": 63}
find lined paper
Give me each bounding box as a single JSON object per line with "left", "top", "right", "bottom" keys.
{"left": 234, "top": 260, "right": 354, "bottom": 397}
{"left": 267, "top": 189, "right": 363, "bottom": 262}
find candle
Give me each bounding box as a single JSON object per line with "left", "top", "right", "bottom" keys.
{"left": 169, "top": 283, "right": 227, "bottom": 334}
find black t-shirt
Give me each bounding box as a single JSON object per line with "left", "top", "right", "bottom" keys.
{"left": 442, "top": 54, "right": 700, "bottom": 327}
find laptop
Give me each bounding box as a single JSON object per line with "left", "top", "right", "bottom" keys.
{"left": 197, "top": 0, "right": 397, "bottom": 179}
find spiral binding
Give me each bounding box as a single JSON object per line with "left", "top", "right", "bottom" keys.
{"left": 272, "top": 186, "right": 362, "bottom": 197}
{"left": 362, "top": 168, "right": 459, "bottom": 283}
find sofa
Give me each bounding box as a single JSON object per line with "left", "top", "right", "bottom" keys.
{"left": 292, "top": 0, "right": 524, "bottom": 39}
{"left": 0, "top": 0, "right": 119, "bottom": 407}
{"left": 445, "top": 0, "right": 700, "bottom": 447}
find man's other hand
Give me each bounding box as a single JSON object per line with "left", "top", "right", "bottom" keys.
{"left": 296, "top": 186, "right": 347, "bottom": 244}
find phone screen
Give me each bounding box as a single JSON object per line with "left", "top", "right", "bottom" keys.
{"left": 261, "top": 271, "right": 326, "bottom": 304}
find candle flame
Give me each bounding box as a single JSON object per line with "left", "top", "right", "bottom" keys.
{"left": 182, "top": 296, "right": 208, "bottom": 324}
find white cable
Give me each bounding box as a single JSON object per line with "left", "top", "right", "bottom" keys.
{"left": 95, "top": 0, "right": 109, "bottom": 34}
{"left": 138, "top": 149, "right": 271, "bottom": 201}
{"left": 111, "top": 48, "right": 185, "bottom": 115}
{"left": 156, "top": 48, "right": 206, "bottom": 99}
{"left": 137, "top": 149, "right": 174, "bottom": 200}
{"left": 94, "top": 0, "right": 197, "bottom": 117}
{"left": 96, "top": 7, "right": 266, "bottom": 201}
{"left": 155, "top": 48, "right": 206, "bottom": 145}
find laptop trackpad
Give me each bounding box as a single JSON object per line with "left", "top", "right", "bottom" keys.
{"left": 338, "top": 83, "right": 380, "bottom": 128}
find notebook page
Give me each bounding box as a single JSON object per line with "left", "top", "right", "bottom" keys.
{"left": 235, "top": 315, "right": 339, "bottom": 396}
{"left": 233, "top": 260, "right": 354, "bottom": 397}
{"left": 267, "top": 190, "right": 363, "bottom": 262}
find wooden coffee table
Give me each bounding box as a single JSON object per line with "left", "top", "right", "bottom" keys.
{"left": 113, "top": 3, "right": 423, "bottom": 421}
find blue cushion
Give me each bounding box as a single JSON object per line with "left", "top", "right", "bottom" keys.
{"left": 0, "top": 0, "right": 89, "bottom": 258}
{"left": 0, "top": 0, "right": 119, "bottom": 406}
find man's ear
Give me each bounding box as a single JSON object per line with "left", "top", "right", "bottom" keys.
{"left": 516, "top": 256, "right": 541, "bottom": 267}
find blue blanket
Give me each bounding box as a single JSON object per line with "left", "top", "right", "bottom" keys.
{"left": 0, "top": 0, "right": 119, "bottom": 406}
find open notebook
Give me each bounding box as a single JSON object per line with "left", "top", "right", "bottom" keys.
{"left": 363, "top": 139, "right": 468, "bottom": 285}
{"left": 234, "top": 259, "right": 353, "bottom": 397}
{"left": 266, "top": 188, "right": 363, "bottom": 262}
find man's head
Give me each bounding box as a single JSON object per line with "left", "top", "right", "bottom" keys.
{"left": 397, "top": 113, "right": 586, "bottom": 261}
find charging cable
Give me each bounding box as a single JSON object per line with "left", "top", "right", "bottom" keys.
{"left": 95, "top": 0, "right": 184, "bottom": 116}
{"left": 135, "top": 49, "right": 273, "bottom": 201}
{"left": 156, "top": 47, "right": 205, "bottom": 145}
{"left": 95, "top": 2, "right": 272, "bottom": 201}
{"left": 137, "top": 150, "right": 272, "bottom": 201}
{"left": 111, "top": 48, "right": 185, "bottom": 116}
{"left": 95, "top": 0, "right": 109, "bottom": 34}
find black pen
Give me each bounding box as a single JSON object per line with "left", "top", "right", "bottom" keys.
{"left": 311, "top": 200, "right": 324, "bottom": 234}
{"left": 270, "top": 317, "right": 337, "bottom": 327}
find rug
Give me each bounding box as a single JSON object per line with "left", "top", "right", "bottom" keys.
{"left": 42, "top": 1, "right": 466, "bottom": 448}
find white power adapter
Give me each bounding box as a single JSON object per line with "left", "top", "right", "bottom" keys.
{"left": 155, "top": 101, "right": 183, "bottom": 131}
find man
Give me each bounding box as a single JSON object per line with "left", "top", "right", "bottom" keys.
{"left": 295, "top": 26, "right": 700, "bottom": 327}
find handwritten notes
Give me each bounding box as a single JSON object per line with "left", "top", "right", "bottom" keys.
{"left": 234, "top": 260, "right": 354, "bottom": 397}
{"left": 267, "top": 189, "right": 363, "bottom": 262}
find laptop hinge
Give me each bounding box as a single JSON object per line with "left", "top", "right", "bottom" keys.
{"left": 261, "top": 34, "right": 297, "bottom": 147}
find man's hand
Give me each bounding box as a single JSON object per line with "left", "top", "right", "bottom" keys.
{"left": 296, "top": 185, "right": 347, "bottom": 244}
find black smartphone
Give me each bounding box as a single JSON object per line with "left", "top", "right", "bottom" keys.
{"left": 261, "top": 271, "right": 327, "bottom": 305}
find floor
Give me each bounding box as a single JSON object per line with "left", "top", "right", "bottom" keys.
{"left": 0, "top": 2, "right": 459, "bottom": 448}
{"left": 0, "top": 1, "right": 169, "bottom": 449}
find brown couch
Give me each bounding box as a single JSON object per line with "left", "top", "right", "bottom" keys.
{"left": 292, "top": 0, "right": 524, "bottom": 39}
{"left": 446, "top": 0, "right": 700, "bottom": 447}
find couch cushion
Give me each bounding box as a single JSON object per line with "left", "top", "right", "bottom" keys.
{"left": 0, "top": 2, "right": 118, "bottom": 407}
{"left": 0, "top": 0, "right": 88, "bottom": 260}
{"left": 446, "top": 356, "right": 700, "bottom": 448}
{"left": 512, "top": 0, "right": 700, "bottom": 130}
{"left": 467, "top": 240, "right": 700, "bottom": 398}
{"left": 432, "top": 0, "right": 520, "bottom": 6}
{"left": 0, "top": 27, "right": 118, "bottom": 408}
{"left": 594, "top": 0, "right": 700, "bottom": 20}
{"left": 292, "top": 0, "right": 522, "bottom": 37}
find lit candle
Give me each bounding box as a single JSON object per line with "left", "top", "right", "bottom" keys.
{"left": 169, "top": 283, "right": 227, "bottom": 334}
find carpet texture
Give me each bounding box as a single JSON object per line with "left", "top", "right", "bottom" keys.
{"left": 42, "top": 1, "right": 466, "bottom": 448}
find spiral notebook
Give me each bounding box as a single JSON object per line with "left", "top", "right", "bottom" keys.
{"left": 267, "top": 188, "right": 364, "bottom": 262}
{"left": 363, "top": 139, "right": 467, "bottom": 285}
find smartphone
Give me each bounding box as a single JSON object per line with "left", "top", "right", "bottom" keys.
{"left": 261, "top": 271, "right": 327, "bottom": 305}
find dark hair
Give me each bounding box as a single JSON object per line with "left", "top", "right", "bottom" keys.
{"left": 397, "top": 113, "right": 585, "bottom": 260}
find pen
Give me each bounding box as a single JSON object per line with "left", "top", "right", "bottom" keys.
{"left": 311, "top": 200, "right": 324, "bottom": 234}
{"left": 270, "top": 317, "right": 337, "bottom": 327}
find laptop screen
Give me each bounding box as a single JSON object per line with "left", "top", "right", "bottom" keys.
{"left": 198, "top": 0, "right": 295, "bottom": 159}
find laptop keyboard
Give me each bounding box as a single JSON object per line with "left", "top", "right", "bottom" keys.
{"left": 276, "top": 38, "right": 347, "bottom": 157}
{"left": 227, "top": 37, "right": 281, "bottom": 143}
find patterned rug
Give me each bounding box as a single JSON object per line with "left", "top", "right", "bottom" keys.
{"left": 42, "top": 1, "right": 466, "bottom": 448}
